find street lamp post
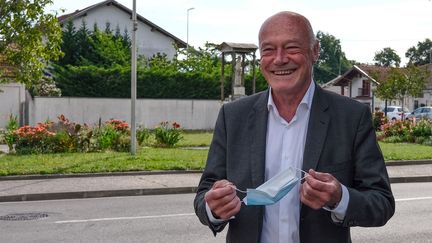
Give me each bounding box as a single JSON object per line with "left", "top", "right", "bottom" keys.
{"left": 186, "top": 7, "right": 195, "bottom": 52}
{"left": 130, "top": 0, "right": 137, "bottom": 155}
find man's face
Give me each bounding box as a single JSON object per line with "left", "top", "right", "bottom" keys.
{"left": 259, "top": 16, "right": 319, "bottom": 96}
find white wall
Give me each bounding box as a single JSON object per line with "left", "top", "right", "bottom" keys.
{"left": 69, "top": 4, "right": 177, "bottom": 59}
{"left": 322, "top": 85, "right": 348, "bottom": 97}
{"left": 0, "top": 83, "right": 26, "bottom": 128}
{"left": 29, "top": 97, "right": 222, "bottom": 130}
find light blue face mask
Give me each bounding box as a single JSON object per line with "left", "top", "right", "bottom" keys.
{"left": 235, "top": 167, "right": 307, "bottom": 206}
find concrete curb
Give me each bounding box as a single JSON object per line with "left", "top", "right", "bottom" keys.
{"left": 0, "top": 170, "right": 203, "bottom": 181}
{"left": 0, "top": 187, "right": 198, "bottom": 203}
{"left": 1, "top": 160, "right": 431, "bottom": 203}
{"left": 390, "top": 176, "right": 432, "bottom": 183}
{"left": 386, "top": 160, "right": 432, "bottom": 166}
{"left": 2, "top": 175, "right": 431, "bottom": 203}
{"left": 1, "top": 160, "right": 431, "bottom": 181}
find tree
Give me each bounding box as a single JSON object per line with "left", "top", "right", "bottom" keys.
{"left": 0, "top": 0, "right": 63, "bottom": 88}
{"left": 57, "top": 21, "right": 79, "bottom": 66}
{"left": 314, "top": 31, "right": 351, "bottom": 84}
{"left": 375, "top": 66, "right": 429, "bottom": 118}
{"left": 405, "top": 38, "right": 432, "bottom": 66}
{"left": 55, "top": 21, "right": 131, "bottom": 67}
{"left": 373, "top": 47, "right": 401, "bottom": 67}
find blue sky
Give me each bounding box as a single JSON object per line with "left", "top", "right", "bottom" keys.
{"left": 46, "top": 0, "right": 432, "bottom": 65}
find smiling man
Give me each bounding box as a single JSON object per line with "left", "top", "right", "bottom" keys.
{"left": 194, "top": 11, "right": 395, "bottom": 243}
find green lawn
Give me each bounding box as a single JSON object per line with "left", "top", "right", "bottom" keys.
{"left": 0, "top": 132, "right": 431, "bottom": 176}
{"left": 379, "top": 142, "right": 432, "bottom": 161}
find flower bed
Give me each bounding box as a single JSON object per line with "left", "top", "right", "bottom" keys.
{"left": 377, "top": 117, "right": 432, "bottom": 145}
{"left": 3, "top": 115, "right": 183, "bottom": 154}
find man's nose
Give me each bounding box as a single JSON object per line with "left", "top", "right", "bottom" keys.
{"left": 273, "top": 49, "right": 289, "bottom": 65}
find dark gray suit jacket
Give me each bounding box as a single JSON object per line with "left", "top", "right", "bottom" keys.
{"left": 194, "top": 85, "right": 395, "bottom": 243}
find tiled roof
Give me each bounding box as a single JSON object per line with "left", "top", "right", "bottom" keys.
{"left": 219, "top": 42, "right": 258, "bottom": 53}
{"left": 323, "top": 64, "right": 432, "bottom": 89}
{"left": 329, "top": 65, "right": 381, "bottom": 86}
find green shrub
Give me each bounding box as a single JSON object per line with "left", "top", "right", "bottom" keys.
{"left": 421, "top": 137, "right": 432, "bottom": 146}
{"left": 137, "top": 126, "right": 151, "bottom": 146}
{"left": 14, "top": 123, "right": 54, "bottom": 154}
{"left": 116, "top": 134, "right": 131, "bottom": 152}
{"left": 93, "top": 119, "right": 130, "bottom": 151}
{"left": 380, "top": 118, "right": 432, "bottom": 145}
{"left": 0, "top": 129, "right": 5, "bottom": 144}
{"left": 372, "top": 111, "right": 387, "bottom": 131}
{"left": 96, "top": 124, "right": 120, "bottom": 150}
{"left": 381, "top": 120, "right": 412, "bottom": 138}
{"left": 154, "top": 121, "right": 183, "bottom": 147}
{"left": 4, "top": 114, "right": 19, "bottom": 152}
{"left": 382, "top": 135, "right": 405, "bottom": 143}
{"left": 8, "top": 115, "right": 191, "bottom": 154}
{"left": 412, "top": 119, "right": 432, "bottom": 137}
{"left": 45, "top": 131, "right": 74, "bottom": 153}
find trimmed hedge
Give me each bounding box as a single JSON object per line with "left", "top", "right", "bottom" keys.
{"left": 54, "top": 64, "right": 268, "bottom": 99}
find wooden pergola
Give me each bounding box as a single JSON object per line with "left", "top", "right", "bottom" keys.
{"left": 218, "top": 42, "right": 258, "bottom": 101}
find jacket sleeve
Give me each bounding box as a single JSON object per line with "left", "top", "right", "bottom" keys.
{"left": 342, "top": 105, "right": 395, "bottom": 227}
{"left": 193, "top": 105, "right": 229, "bottom": 235}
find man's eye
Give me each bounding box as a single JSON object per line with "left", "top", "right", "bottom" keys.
{"left": 286, "top": 46, "right": 301, "bottom": 53}
{"left": 261, "top": 48, "right": 274, "bottom": 55}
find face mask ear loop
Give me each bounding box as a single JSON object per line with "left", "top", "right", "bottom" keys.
{"left": 229, "top": 186, "right": 247, "bottom": 204}
{"left": 291, "top": 167, "right": 310, "bottom": 181}
{"left": 231, "top": 186, "right": 247, "bottom": 194}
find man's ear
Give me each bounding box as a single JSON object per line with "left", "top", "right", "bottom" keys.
{"left": 312, "top": 40, "right": 320, "bottom": 63}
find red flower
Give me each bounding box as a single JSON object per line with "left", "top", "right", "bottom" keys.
{"left": 172, "top": 122, "right": 180, "bottom": 129}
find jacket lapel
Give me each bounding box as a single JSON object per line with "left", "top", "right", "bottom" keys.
{"left": 248, "top": 91, "right": 269, "bottom": 188}
{"left": 302, "top": 86, "right": 330, "bottom": 171}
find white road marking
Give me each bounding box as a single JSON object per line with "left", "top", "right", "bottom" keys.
{"left": 55, "top": 213, "right": 195, "bottom": 224}
{"left": 395, "top": 196, "right": 432, "bottom": 202}
{"left": 11, "top": 196, "right": 430, "bottom": 224}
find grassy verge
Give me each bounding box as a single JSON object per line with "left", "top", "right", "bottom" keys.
{"left": 0, "top": 132, "right": 431, "bottom": 176}
{"left": 379, "top": 142, "right": 432, "bottom": 161}
{"left": 0, "top": 148, "right": 208, "bottom": 176}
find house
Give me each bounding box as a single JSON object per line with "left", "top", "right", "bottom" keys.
{"left": 58, "top": 0, "right": 186, "bottom": 59}
{"left": 322, "top": 65, "right": 381, "bottom": 110}
{"left": 321, "top": 64, "right": 432, "bottom": 112}
{"left": 415, "top": 64, "right": 432, "bottom": 108}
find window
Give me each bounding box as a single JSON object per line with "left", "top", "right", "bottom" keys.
{"left": 362, "top": 80, "right": 370, "bottom": 96}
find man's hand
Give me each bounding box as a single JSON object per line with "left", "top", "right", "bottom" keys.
{"left": 204, "top": 180, "right": 241, "bottom": 220}
{"left": 300, "top": 169, "right": 342, "bottom": 210}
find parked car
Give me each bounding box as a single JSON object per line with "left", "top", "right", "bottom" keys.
{"left": 382, "top": 106, "right": 410, "bottom": 120}
{"left": 406, "top": 107, "right": 432, "bottom": 120}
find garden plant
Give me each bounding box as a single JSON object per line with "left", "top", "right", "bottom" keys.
{"left": 5, "top": 115, "right": 184, "bottom": 154}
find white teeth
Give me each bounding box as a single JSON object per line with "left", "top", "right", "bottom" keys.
{"left": 273, "top": 70, "right": 294, "bottom": 75}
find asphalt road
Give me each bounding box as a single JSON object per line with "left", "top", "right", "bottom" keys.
{"left": 0, "top": 182, "right": 431, "bottom": 243}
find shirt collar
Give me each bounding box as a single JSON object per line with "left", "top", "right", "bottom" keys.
{"left": 267, "top": 81, "right": 315, "bottom": 111}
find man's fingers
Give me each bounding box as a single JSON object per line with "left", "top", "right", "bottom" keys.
{"left": 212, "top": 179, "right": 233, "bottom": 189}
{"left": 206, "top": 184, "right": 235, "bottom": 201}
{"left": 301, "top": 181, "right": 329, "bottom": 209}
{"left": 306, "top": 169, "right": 336, "bottom": 192}
{"left": 204, "top": 179, "right": 241, "bottom": 219}
{"left": 300, "top": 184, "right": 323, "bottom": 209}
{"left": 309, "top": 169, "right": 332, "bottom": 182}
{"left": 213, "top": 195, "right": 241, "bottom": 220}
{"left": 301, "top": 169, "right": 342, "bottom": 209}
